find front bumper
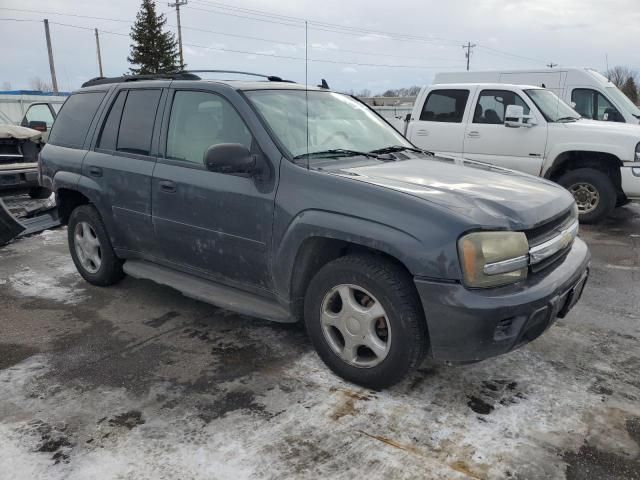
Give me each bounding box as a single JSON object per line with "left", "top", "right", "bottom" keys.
{"left": 0, "top": 165, "right": 39, "bottom": 190}
{"left": 621, "top": 165, "right": 640, "bottom": 200}
{"left": 414, "top": 237, "right": 590, "bottom": 362}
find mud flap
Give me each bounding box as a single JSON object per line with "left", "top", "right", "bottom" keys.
{"left": 0, "top": 198, "right": 26, "bottom": 245}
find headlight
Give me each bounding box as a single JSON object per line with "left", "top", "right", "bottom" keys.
{"left": 458, "top": 231, "right": 529, "bottom": 288}
{"left": 635, "top": 142, "right": 640, "bottom": 162}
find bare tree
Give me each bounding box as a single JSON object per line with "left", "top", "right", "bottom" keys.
{"left": 29, "top": 77, "right": 53, "bottom": 92}
{"left": 606, "top": 66, "right": 639, "bottom": 104}
{"left": 1, "top": 81, "right": 11, "bottom": 90}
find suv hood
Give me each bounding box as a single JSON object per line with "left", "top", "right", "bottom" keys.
{"left": 336, "top": 157, "right": 574, "bottom": 229}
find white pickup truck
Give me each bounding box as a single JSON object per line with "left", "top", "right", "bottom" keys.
{"left": 405, "top": 83, "right": 640, "bottom": 223}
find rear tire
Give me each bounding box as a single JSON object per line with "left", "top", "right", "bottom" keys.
{"left": 28, "top": 186, "right": 52, "bottom": 199}
{"left": 556, "top": 168, "right": 616, "bottom": 224}
{"left": 304, "top": 254, "right": 427, "bottom": 389}
{"left": 68, "top": 204, "right": 124, "bottom": 286}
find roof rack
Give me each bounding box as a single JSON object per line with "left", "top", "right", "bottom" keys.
{"left": 81, "top": 70, "right": 294, "bottom": 88}
{"left": 178, "top": 70, "right": 294, "bottom": 83}
{"left": 81, "top": 72, "right": 200, "bottom": 88}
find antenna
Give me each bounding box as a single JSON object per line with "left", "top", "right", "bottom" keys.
{"left": 305, "top": 20, "right": 309, "bottom": 170}
{"left": 547, "top": 62, "right": 558, "bottom": 68}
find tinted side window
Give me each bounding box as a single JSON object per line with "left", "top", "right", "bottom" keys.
{"left": 48, "top": 92, "right": 106, "bottom": 148}
{"left": 473, "top": 90, "right": 530, "bottom": 124}
{"left": 117, "top": 89, "right": 161, "bottom": 155}
{"left": 166, "top": 91, "right": 253, "bottom": 165}
{"left": 420, "top": 90, "right": 469, "bottom": 123}
{"left": 97, "top": 91, "right": 126, "bottom": 150}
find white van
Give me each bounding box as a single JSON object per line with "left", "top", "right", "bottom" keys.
{"left": 433, "top": 68, "right": 640, "bottom": 125}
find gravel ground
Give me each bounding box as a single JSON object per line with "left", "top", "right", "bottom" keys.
{"left": 0, "top": 200, "right": 639, "bottom": 480}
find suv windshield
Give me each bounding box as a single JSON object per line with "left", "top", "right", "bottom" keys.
{"left": 245, "top": 90, "right": 412, "bottom": 159}
{"left": 605, "top": 86, "right": 640, "bottom": 118}
{"left": 525, "top": 89, "right": 580, "bottom": 122}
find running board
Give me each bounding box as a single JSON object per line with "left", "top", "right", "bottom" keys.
{"left": 123, "top": 260, "right": 292, "bottom": 323}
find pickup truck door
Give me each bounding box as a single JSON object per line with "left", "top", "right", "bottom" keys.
{"left": 152, "top": 88, "right": 275, "bottom": 291}
{"left": 462, "top": 89, "right": 547, "bottom": 176}
{"left": 406, "top": 88, "right": 474, "bottom": 158}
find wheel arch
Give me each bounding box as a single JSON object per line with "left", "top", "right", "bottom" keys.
{"left": 544, "top": 150, "right": 623, "bottom": 194}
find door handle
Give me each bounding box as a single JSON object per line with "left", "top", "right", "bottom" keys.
{"left": 88, "top": 166, "right": 102, "bottom": 177}
{"left": 159, "top": 180, "right": 176, "bottom": 193}
{"left": 416, "top": 129, "right": 429, "bottom": 136}
{"left": 466, "top": 131, "right": 481, "bottom": 138}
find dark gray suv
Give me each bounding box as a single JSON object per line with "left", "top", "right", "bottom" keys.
{"left": 39, "top": 72, "right": 590, "bottom": 388}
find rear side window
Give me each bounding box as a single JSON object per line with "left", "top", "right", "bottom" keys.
{"left": 420, "top": 89, "right": 469, "bottom": 123}
{"left": 116, "top": 89, "right": 161, "bottom": 155}
{"left": 48, "top": 92, "right": 106, "bottom": 148}
{"left": 97, "top": 91, "right": 126, "bottom": 150}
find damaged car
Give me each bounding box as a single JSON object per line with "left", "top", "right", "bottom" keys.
{"left": 0, "top": 123, "right": 50, "bottom": 199}
{"left": 39, "top": 72, "right": 590, "bottom": 389}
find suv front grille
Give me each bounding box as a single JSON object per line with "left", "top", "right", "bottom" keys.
{"left": 524, "top": 208, "right": 578, "bottom": 274}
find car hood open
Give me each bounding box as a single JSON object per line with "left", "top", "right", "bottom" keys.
{"left": 336, "top": 156, "right": 574, "bottom": 230}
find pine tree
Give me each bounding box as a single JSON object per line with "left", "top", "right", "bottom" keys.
{"left": 128, "top": 0, "right": 181, "bottom": 74}
{"left": 622, "top": 77, "right": 639, "bottom": 105}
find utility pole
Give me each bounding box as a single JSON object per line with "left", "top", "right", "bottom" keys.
{"left": 95, "top": 28, "right": 104, "bottom": 77}
{"left": 43, "top": 19, "right": 58, "bottom": 93}
{"left": 168, "top": 0, "right": 187, "bottom": 69}
{"left": 463, "top": 42, "right": 476, "bottom": 71}
{"left": 547, "top": 62, "right": 558, "bottom": 68}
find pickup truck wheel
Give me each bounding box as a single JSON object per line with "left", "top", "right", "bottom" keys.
{"left": 28, "top": 186, "right": 52, "bottom": 199}
{"left": 68, "top": 205, "right": 124, "bottom": 286}
{"left": 304, "top": 254, "right": 427, "bottom": 389}
{"left": 557, "top": 168, "right": 616, "bottom": 224}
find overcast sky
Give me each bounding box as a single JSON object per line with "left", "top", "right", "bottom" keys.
{"left": 1, "top": 0, "right": 639, "bottom": 93}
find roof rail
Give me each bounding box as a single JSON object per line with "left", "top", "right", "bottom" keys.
{"left": 178, "top": 70, "right": 294, "bottom": 83}
{"left": 81, "top": 72, "right": 201, "bottom": 88}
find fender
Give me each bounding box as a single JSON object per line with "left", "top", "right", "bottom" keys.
{"left": 272, "top": 209, "right": 428, "bottom": 302}
{"left": 543, "top": 137, "right": 631, "bottom": 178}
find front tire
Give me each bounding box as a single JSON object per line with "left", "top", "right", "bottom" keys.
{"left": 68, "top": 205, "right": 124, "bottom": 286}
{"left": 304, "top": 254, "right": 428, "bottom": 389}
{"left": 557, "top": 168, "right": 616, "bottom": 224}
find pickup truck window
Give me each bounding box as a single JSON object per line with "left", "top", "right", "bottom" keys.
{"left": 524, "top": 89, "right": 580, "bottom": 123}
{"left": 419, "top": 90, "right": 469, "bottom": 123}
{"left": 473, "top": 90, "right": 530, "bottom": 124}
{"left": 24, "top": 104, "right": 55, "bottom": 128}
{"left": 246, "top": 90, "right": 411, "bottom": 159}
{"left": 571, "top": 88, "right": 624, "bottom": 122}
{"left": 166, "top": 91, "right": 253, "bottom": 164}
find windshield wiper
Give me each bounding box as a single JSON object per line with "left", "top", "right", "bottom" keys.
{"left": 292, "top": 149, "right": 383, "bottom": 160}
{"left": 370, "top": 145, "right": 429, "bottom": 155}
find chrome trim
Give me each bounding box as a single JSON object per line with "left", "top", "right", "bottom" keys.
{"left": 484, "top": 255, "right": 529, "bottom": 275}
{"left": 529, "top": 220, "right": 579, "bottom": 264}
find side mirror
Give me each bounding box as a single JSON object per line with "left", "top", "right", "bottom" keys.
{"left": 28, "top": 120, "right": 47, "bottom": 132}
{"left": 204, "top": 143, "right": 255, "bottom": 175}
{"left": 504, "top": 105, "right": 536, "bottom": 128}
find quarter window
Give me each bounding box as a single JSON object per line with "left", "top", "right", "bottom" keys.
{"left": 116, "top": 89, "right": 162, "bottom": 155}
{"left": 419, "top": 89, "right": 469, "bottom": 123}
{"left": 473, "top": 90, "right": 530, "bottom": 124}
{"left": 571, "top": 89, "right": 624, "bottom": 122}
{"left": 166, "top": 91, "right": 252, "bottom": 165}
{"left": 48, "top": 92, "right": 106, "bottom": 148}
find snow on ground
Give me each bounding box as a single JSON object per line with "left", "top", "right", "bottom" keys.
{"left": 1, "top": 208, "right": 640, "bottom": 479}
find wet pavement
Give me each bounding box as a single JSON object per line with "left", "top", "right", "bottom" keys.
{"left": 0, "top": 201, "right": 639, "bottom": 479}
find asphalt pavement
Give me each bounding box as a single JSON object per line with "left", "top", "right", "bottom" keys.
{"left": 0, "top": 199, "right": 639, "bottom": 480}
